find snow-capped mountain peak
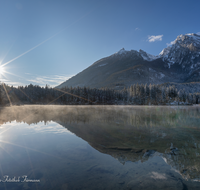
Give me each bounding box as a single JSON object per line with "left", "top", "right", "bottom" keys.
{"left": 113, "top": 48, "right": 158, "bottom": 61}
{"left": 113, "top": 32, "right": 200, "bottom": 69}
{"left": 175, "top": 33, "right": 200, "bottom": 46}
{"left": 115, "top": 48, "right": 128, "bottom": 55}
{"left": 58, "top": 32, "right": 200, "bottom": 89}
{"left": 159, "top": 33, "right": 200, "bottom": 69}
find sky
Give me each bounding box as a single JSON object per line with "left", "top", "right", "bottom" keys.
{"left": 0, "top": 0, "right": 200, "bottom": 87}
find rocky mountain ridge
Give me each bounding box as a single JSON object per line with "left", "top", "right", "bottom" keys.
{"left": 57, "top": 33, "right": 200, "bottom": 89}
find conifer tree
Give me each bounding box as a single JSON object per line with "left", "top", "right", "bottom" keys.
{"left": 150, "top": 84, "right": 156, "bottom": 104}
{"left": 140, "top": 84, "right": 145, "bottom": 104}
{"left": 136, "top": 83, "right": 140, "bottom": 97}
{"left": 161, "top": 87, "right": 166, "bottom": 104}
{"left": 133, "top": 84, "right": 136, "bottom": 97}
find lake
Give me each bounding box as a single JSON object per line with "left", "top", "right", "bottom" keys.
{"left": 0, "top": 105, "right": 200, "bottom": 190}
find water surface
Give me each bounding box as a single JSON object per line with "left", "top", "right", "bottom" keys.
{"left": 0, "top": 105, "right": 200, "bottom": 190}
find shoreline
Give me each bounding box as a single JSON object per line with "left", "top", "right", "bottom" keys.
{"left": 0, "top": 104, "right": 199, "bottom": 109}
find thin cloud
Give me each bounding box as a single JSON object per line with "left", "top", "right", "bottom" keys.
{"left": 0, "top": 78, "right": 26, "bottom": 87}
{"left": 1, "top": 74, "right": 73, "bottom": 87}
{"left": 148, "top": 35, "right": 163, "bottom": 42}
{"left": 28, "top": 74, "right": 74, "bottom": 87}
{"left": 197, "top": 32, "right": 200, "bottom": 35}
{"left": 135, "top": 27, "right": 140, "bottom": 31}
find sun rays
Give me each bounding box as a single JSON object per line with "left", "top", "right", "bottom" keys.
{"left": 0, "top": 65, "right": 5, "bottom": 76}
{"left": 0, "top": 62, "right": 9, "bottom": 88}
{"left": 0, "top": 7, "right": 99, "bottom": 184}
{"left": 0, "top": 6, "right": 95, "bottom": 70}
{"left": 0, "top": 64, "right": 6, "bottom": 81}
{"left": 0, "top": 6, "right": 96, "bottom": 163}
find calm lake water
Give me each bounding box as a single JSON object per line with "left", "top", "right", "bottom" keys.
{"left": 0, "top": 105, "right": 200, "bottom": 190}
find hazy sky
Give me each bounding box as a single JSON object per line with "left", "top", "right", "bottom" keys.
{"left": 0, "top": 0, "right": 200, "bottom": 87}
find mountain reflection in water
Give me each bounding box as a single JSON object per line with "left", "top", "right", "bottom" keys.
{"left": 0, "top": 105, "right": 200, "bottom": 190}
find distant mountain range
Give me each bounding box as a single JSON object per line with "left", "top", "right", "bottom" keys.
{"left": 57, "top": 33, "right": 200, "bottom": 90}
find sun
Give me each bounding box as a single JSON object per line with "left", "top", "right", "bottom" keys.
{"left": 0, "top": 65, "right": 5, "bottom": 74}
{"left": 0, "top": 65, "right": 5, "bottom": 76}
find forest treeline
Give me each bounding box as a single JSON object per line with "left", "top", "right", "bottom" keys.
{"left": 0, "top": 83, "right": 199, "bottom": 106}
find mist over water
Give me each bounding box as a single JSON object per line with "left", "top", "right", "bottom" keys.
{"left": 0, "top": 105, "right": 200, "bottom": 189}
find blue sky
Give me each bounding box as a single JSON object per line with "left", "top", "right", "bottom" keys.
{"left": 0, "top": 0, "right": 200, "bottom": 87}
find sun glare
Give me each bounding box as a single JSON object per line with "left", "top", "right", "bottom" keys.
{"left": 0, "top": 65, "right": 5, "bottom": 75}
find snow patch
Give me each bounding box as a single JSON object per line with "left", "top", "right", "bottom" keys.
{"left": 185, "top": 33, "right": 200, "bottom": 42}
{"left": 149, "top": 68, "right": 165, "bottom": 79}
{"left": 160, "top": 73, "right": 165, "bottom": 79}
{"left": 149, "top": 68, "right": 156, "bottom": 72}
{"left": 151, "top": 172, "right": 167, "bottom": 180}
{"left": 186, "top": 33, "right": 193, "bottom": 36}
{"left": 139, "top": 49, "right": 158, "bottom": 61}
{"left": 141, "top": 53, "right": 158, "bottom": 61}
{"left": 115, "top": 48, "right": 128, "bottom": 55}
{"left": 159, "top": 46, "right": 171, "bottom": 57}
{"left": 98, "top": 63, "right": 107, "bottom": 67}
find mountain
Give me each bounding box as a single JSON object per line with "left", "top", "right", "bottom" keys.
{"left": 57, "top": 33, "right": 200, "bottom": 89}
